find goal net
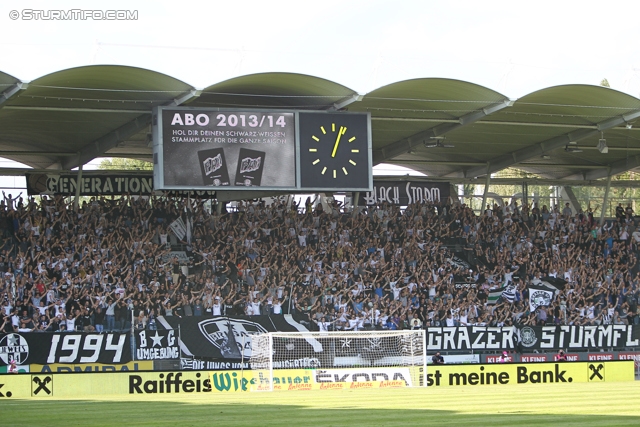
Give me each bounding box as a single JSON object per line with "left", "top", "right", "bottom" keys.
{"left": 249, "top": 330, "right": 427, "bottom": 391}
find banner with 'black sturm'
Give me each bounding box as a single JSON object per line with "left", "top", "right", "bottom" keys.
{"left": 359, "top": 180, "right": 450, "bottom": 206}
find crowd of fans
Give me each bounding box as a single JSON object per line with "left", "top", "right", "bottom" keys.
{"left": 1, "top": 190, "right": 639, "bottom": 335}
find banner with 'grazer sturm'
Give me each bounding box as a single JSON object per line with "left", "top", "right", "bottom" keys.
{"left": 0, "top": 332, "right": 131, "bottom": 366}
{"left": 4, "top": 326, "right": 639, "bottom": 368}
{"left": 426, "top": 325, "right": 640, "bottom": 352}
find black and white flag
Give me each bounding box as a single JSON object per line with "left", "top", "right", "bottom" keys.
{"left": 528, "top": 285, "right": 554, "bottom": 311}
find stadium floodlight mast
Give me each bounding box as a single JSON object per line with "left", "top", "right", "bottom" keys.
{"left": 249, "top": 330, "right": 428, "bottom": 391}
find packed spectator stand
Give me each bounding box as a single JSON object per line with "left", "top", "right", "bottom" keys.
{"left": 1, "top": 191, "right": 639, "bottom": 337}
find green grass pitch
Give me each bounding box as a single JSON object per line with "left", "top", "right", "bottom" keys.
{"left": 2, "top": 382, "right": 639, "bottom": 426}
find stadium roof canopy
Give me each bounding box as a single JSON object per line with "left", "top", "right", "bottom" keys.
{"left": 1, "top": 65, "right": 640, "bottom": 183}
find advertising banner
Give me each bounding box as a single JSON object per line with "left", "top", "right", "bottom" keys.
{"left": 158, "top": 109, "right": 296, "bottom": 190}
{"left": 154, "top": 108, "right": 373, "bottom": 192}
{"left": 425, "top": 361, "right": 634, "bottom": 387}
{"left": 0, "top": 332, "right": 131, "bottom": 366}
{"left": 520, "top": 354, "right": 548, "bottom": 363}
{"left": 0, "top": 362, "right": 633, "bottom": 399}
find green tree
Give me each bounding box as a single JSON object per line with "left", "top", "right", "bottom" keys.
{"left": 99, "top": 158, "right": 152, "bottom": 170}
{"left": 600, "top": 78, "right": 610, "bottom": 88}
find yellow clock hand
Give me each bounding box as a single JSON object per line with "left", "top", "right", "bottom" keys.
{"left": 331, "top": 126, "right": 346, "bottom": 158}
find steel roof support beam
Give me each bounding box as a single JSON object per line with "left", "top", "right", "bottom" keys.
{"left": 167, "top": 89, "right": 202, "bottom": 107}
{"left": 561, "top": 186, "right": 581, "bottom": 214}
{"left": 61, "top": 115, "right": 151, "bottom": 170}
{"left": 61, "top": 89, "right": 201, "bottom": 170}
{"left": 328, "top": 93, "right": 363, "bottom": 111}
{"left": 455, "top": 109, "right": 640, "bottom": 179}
{"left": 0, "top": 82, "right": 28, "bottom": 108}
{"left": 481, "top": 163, "right": 491, "bottom": 212}
{"left": 372, "top": 99, "right": 512, "bottom": 165}
{"left": 600, "top": 171, "right": 612, "bottom": 225}
{"left": 563, "top": 155, "right": 640, "bottom": 181}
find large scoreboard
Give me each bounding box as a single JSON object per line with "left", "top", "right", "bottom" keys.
{"left": 153, "top": 107, "right": 372, "bottom": 192}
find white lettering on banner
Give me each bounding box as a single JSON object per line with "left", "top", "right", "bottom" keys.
{"left": 171, "top": 113, "right": 210, "bottom": 127}
{"left": 138, "top": 330, "right": 175, "bottom": 348}
{"left": 406, "top": 182, "right": 441, "bottom": 205}
{"left": 428, "top": 327, "right": 517, "bottom": 351}
{"left": 203, "top": 154, "right": 223, "bottom": 176}
{"left": 540, "top": 327, "right": 555, "bottom": 349}
{"left": 136, "top": 347, "right": 179, "bottom": 360}
{"left": 136, "top": 330, "right": 177, "bottom": 359}
{"left": 181, "top": 359, "right": 250, "bottom": 370}
{"left": 521, "top": 355, "right": 548, "bottom": 362}
{"left": 314, "top": 368, "right": 412, "bottom": 386}
{"left": 362, "top": 181, "right": 446, "bottom": 205}
{"left": 556, "top": 325, "right": 638, "bottom": 349}
{"left": 456, "top": 328, "right": 471, "bottom": 349}
{"left": 46, "top": 176, "right": 153, "bottom": 195}
{"left": 428, "top": 325, "right": 639, "bottom": 351}
{"left": 618, "top": 353, "right": 640, "bottom": 361}
{"left": 271, "top": 358, "right": 321, "bottom": 369}
{"left": 486, "top": 355, "right": 513, "bottom": 363}
{"left": 588, "top": 353, "right": 613, "bottom": 361}
{"left": 239, "top": 157, "right": 261, "bottom": 174}
{"left": 363, "top": 186, "right": 399, "bottom": 205}
{"left": 47, "top": 334, "right": 125, "bottom": 364}
{"left": 582, "top": 326, "right": 595, "bottom": 348}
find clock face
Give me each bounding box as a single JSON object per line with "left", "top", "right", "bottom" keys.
{"left": 298, "top": 112, "right": 371, "bottom": 190}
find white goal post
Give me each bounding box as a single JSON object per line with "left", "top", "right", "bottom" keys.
{"left": 249, "top": 330, "right": 427, "bottom": 391}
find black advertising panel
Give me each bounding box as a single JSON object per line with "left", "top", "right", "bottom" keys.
{"left": 298, "top": 112, "right": 372, "bottom": 191}
{"left": 153, "top": 108, "right": 373, "bottom": 192}
{"left": 198, "top": 148, "right": 230, "bottom": 187}
{"left": 157, "top": 108, "right": 296, "bottom": 190}
{"left": 234, "top": 148, "right": 266, "bottom": 186}
{"left": 359, "top": 180, "right": 451, "bottom": 206}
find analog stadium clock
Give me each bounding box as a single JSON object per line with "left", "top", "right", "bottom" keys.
{"left": 298, "top": 112, "right": 372, "bottom": 190}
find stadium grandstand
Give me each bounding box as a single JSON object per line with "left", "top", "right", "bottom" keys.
{"left": 1, "top": 65, "right": 640, "bottom": 365}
